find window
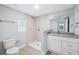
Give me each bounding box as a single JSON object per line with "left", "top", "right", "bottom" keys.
{"left": 17, "top": 20, "right": 26, "bottom": 32}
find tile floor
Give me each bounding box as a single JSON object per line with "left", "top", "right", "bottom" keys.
{"left": 19, "top": 46, "right": 43, "bottom": 55}
{"left": 19, "top": 46, "right": 57, "bottom": 55}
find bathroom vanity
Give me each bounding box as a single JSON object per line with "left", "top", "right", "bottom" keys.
{"left": 48, "top": 32, "right": 79, "bottom": 55}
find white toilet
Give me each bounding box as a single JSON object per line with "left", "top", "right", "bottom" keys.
{"left": 2, "top": 39, "right": 19, "bottom": 55}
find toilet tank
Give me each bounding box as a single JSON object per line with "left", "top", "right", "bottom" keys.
{"left": 3, "top": 39, "right": 16, "bottom": 49}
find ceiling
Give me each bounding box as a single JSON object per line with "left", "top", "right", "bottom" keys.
{"left": 3, "top": 4, "right": 75, "bottom": 17}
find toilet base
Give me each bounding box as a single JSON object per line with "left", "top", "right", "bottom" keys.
{"left": 6, "top": 47, "right": 19, "bottom": 55}
{"left": 6, "top": 51, "right": 19, "bottom": 55}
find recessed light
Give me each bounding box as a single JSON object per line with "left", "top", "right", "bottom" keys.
{"left": 33, "top": 4, "right": 40, "bottom": 9}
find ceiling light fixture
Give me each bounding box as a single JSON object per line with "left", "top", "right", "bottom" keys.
{"left": 33, "top": 4, "right": 40, "bottom": 9}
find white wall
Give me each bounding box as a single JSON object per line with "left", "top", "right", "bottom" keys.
{"left": 0, "top": 5, "right": 25, "bottom": 45}
{"left": 74, "top": 5, "right": 79, "bottom": 35}
{"left": 0, "top": 5, "right": 36, "bottom": 53}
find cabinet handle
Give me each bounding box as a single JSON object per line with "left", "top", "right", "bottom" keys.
{"left": 66, "top": 52, "right": 72, "bottom": 54}
{"left": 67, "top": 45, "right": 72, "bottom": 47}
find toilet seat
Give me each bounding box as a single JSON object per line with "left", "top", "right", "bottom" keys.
{"left": 6, "top": 47, "right": 19, "bottom": 55}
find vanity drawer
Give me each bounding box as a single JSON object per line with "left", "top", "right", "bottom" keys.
{"left": 48, "top": 36, "right": 61, "bottom": 40}
{"left": 62, "top": 40, "right": 78, "bottom": 51}
{"left": 62, "top": 47, "right": 78, "bottom": 55}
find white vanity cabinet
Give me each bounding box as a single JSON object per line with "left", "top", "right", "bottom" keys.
{"left": 48, "top": 35, "right": 79, "bottom": 55}
{"left": 48, "top": 36, "right": 61, "bottom": 54}
{"left": 61, "top": 38, "right": 79, "bottom": 55}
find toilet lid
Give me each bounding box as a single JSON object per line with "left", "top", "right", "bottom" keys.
{"left": 6, "top": 47, "right": 19, "bottom": 54}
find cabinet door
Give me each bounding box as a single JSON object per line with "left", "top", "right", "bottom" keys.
{"left": 48, "top": 36, "right": 61, "bottom": 53}
{"left": 62, "top": 39, "right": 79, "bottom": 55}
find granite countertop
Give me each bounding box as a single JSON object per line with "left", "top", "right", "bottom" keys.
{"left": 48, "top": 32, "right": 79, "bottom": 39}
